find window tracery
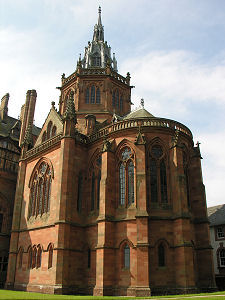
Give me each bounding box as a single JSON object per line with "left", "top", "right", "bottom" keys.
{"left": 149, "top": 144, "right": 168, "bottom": 204}
{"left": 29, "top": 161, "right": 52, "bottom": 218}
{"left": 219, "top": 249, "right": 225, "bottom": 267}
{"left": 119, "top": 147, "right": 135, "bottom": 206}
{"left": 85, "top": 85, "right": 101, "bottom": 104}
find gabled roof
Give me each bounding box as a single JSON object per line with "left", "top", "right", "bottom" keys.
{"left": 207, "top": 204, "right": 225, "bottom": 226}
{"left": 0, "top": 115, "right": 40, "bottom": 142}
{"left": 34, "top": 106, "right": 63, "bottom": 147}
{"left": 123, "top": 107, "right": 154, "bottom": 120}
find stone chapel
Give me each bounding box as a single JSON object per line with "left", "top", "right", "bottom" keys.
{"left": 5, "top": 7, "right": 216, "bottom": 296}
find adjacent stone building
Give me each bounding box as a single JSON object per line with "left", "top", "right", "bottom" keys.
{"left": 208, "top": 204, "right": 225, "bottom": 291}
{"left": 5, "top": 8, "right": 216, "bottom": 296}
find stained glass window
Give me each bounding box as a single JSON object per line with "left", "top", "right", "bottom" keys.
{"left": 119, "top": 164, "right": 125, "bottom": 205}
{"left": 160, "top": 160, "right": 168, "bottom": 203}
{"left": 119, "top": 147, "right": 135, "bottom": 206}
{"left": 128, "top": 161, "right": 134, "bottom": 205}
{"left": 151, "top": 145, "right": 163, "bottom": 159}
{"left": 150, "top": 157, "right": 158, "bottom": 202}
{"left": 149, "top": 145, "right": 168, "bottom": 204}
{"left": 29, "top": 162, "right": 52, "bottom": 218}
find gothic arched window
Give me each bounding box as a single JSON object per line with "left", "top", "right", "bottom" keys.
{"left": 158, "top": 243, "right": 165, "bottom": 267}
{"left": 119, "top": 147, "right": 135, "bottom": 206}
{"left": 47, "top": 121, "right": 52, "bottom": 139}
{"left": 48, "top": 244, "right": 53, "bottom": 269}
{"left": 90, "top": 155, "right": 102, "bottom": 211}
{"left": 112, "top": 90, "right": 116, "bottom": 108}
{"left": 120, "top": 95, "right": 123, "bottom": 112}
{"left": 85, "top": 85, "right": 101, "bottom": 104}
{"left": 28, "top": 247, "right": 32, "bottom": 269}
{"left": 18, "top": 248, "right": 23, "bottom": 269}
{"left": 92, "top": 56, "right": 101, "bottom": 67}
{"left": 29, "top": 161, "right": 52, "bottom": 218}
{"left": 37, "top": 246, "right": 42, "bottom": 268}
{"left": 32, "top": 247, "right": 37, "bottom": 269}
{"left": 124, "top": 244, "right": 130, "bottom": 269}
{"left": 149, "top": 144, "right": 168, "bottom": 204}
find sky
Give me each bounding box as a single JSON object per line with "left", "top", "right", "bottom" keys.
{"left": 1, "top": 0, "right": 225, "bottom": 207}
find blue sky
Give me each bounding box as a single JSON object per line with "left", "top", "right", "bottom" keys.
{"left": 1, "top": 0, "right": 225, "bottom": 207}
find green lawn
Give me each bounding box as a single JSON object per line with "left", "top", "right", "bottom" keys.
{"left": 0, "top": 290, "right": 225, "bottom": 300}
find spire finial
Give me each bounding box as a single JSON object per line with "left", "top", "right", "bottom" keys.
{"left": 141, "top": 98, "right": 144, "bottom": 108}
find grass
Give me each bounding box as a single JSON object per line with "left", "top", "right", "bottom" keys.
{"left": 0, "top": 290, "right": 225, "bottom": 300}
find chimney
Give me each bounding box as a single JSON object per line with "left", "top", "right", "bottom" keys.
{"left": 0, "top": 93, "right": 9, "bottom": 121}
{"left": 19, "top": 90, "right": 37, "bottom": 147}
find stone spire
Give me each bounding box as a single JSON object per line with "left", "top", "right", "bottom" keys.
{"left": 81, "top": 7, "right": 118, "bottom": 71}
{"left": 93, "top": 6, "right": 104, "bottom": 42}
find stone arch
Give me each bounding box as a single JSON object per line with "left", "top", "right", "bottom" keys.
{"left": 28, "top": 157, "right": 54, "bottom": 188}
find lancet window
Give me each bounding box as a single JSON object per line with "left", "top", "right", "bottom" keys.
{"left": 85, "top": 85, "right": 101, "bottom": 104}
{"left": 90, "top": 155, "right": 102, "bottom": 211}
{"left": 124, "top": 244, "right": 130, "bottom": 269}
{"left": 149, "top": 144, "right": 168, "bottom": 204}
{"left": 42, "top": 121, "right": 57, "bottom": 143}
{"left": 119, "top": 147, "right": 135, "bottom": 206}
{"left": 48, "top": 244, "right": 53, "bottom": 269}
{"left": 29, "top": 161, "right": 52, "bottom": 218}
{"left": 92, "top": 56, "right": 101, "bottom": 67}
{"left": 112, "top": 89, "right": 124, "bottom": 113}
{"left": 158, "top": 243, "right": 166, "bottom": 267}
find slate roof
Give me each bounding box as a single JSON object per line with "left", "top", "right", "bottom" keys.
{"left": 123, "top": 107, "right": 154, "bottom": 120}
{"left": 207, "top": 204, "right": 225, "bottom": 226}
{"left": 0, "top": 116, "right": 41, "bottom": 141}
